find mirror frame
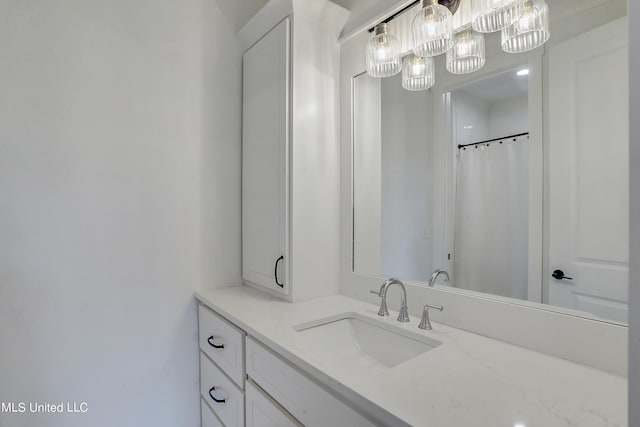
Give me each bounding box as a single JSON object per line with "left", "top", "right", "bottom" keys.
{"left": 339, "top": 13, "right": 627, "bottom": 375}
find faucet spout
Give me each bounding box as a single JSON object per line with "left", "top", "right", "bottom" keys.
{"left": 371, "top": 278, "right": 410, "bottom": 323}
{"left": 428, "top": 269, "right": 450, "bottom": 287}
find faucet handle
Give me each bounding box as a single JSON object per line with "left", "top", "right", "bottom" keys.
{"left": 418, "top": 304, "right": 444, "bottom": 330}
{"left": 369, "top": 289, "right": 389, "bottom": 317}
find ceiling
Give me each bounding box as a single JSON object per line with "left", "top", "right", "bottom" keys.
{"left": 216, "top": 0, "right": 358, "bottom": 31}
{"left": 331, "top": 0, "right": 357, "bottom": 9}
{"left": 216, "top": 0, "right": 270, "bottom": 31}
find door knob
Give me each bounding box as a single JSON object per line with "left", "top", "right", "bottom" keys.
{"left": 552, "top": 269, "right": 573, "bottom": 280}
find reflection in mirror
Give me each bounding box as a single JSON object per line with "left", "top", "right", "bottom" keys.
{"left": 546, "top": 16, "right": 628, "bottom": 323}
{"left": 353, "top": 72, "right": 432, "bottom": 280}
{"left": 352, "top": 2, "right": 628, "bottom": 324}
{"left": 452, "top": 69, "right": 529, "bottom": 300}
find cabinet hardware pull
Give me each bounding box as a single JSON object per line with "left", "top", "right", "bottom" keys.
{"left": 275, "top": 255, "right": 284, "bottom": 288}
{"left": 207, "top": 336, "right": 224, "bottom": 349}
{"left": 208, "top": 386, "right": 226, "bottom": 403}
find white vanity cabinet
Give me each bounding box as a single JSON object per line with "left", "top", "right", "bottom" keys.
{"left": 198, "top": 301, "right": 379, "bottom": 427}
{"left": 240, "top": 0, "right": 347, "bottom": 302}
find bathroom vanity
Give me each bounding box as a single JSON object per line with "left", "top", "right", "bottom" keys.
{"left": 196, "top": 286, "right": 626, "bottom": 427}
{"left": 227, "top": 0, "right": 630, "bottom": 425}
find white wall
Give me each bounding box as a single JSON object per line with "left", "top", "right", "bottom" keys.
{"left": 489, "top": 95, "right": 528, "bottom": 138}
{"left": 289, "top": 0, "right": 348, "bottom": 301}
{"left": 453, "top": 92, "right": 528, "bottom": 145}
{"left": 453, "top": 92, "right": 490, "bottom": 146}
{"left": 630, "top": 0, "right": 640, "bottom": 422}
{"left": 0, "top": 1, "right": 242, "bottom": 426}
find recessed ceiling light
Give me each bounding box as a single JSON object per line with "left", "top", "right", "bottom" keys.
{"left": 517, "top": 69, "right": 530, "bottom": 76}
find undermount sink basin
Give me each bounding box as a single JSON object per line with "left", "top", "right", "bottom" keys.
{"left": 294, "top": 313, "right": 441, "bottom": 368}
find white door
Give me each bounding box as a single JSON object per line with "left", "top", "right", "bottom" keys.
{"left": 242, "top": 19, "right": 289, "bottom": 294}
{"left": 548, "top": 18, "right": 628, "bottom": 323}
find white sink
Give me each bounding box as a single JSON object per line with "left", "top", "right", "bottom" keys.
{"left": 294, "top": 313, "right": 440, "bottom": 368}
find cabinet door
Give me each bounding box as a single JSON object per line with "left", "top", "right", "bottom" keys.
{"left": 246, "top": 380, "right": 301, "bottom": 427}
{"left": 242, "top": 18, "right": 289, "bottom": 295}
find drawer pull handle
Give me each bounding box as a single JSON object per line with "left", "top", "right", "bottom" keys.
{"left": 207, "top": 336, "right": 224, "bottom": 349}
{"left": 208, "top": 386, "right": 226, "bottom": 404}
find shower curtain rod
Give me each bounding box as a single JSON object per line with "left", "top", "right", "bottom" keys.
{"left": 457, "top": 132, "right": 529, "bottom": 150}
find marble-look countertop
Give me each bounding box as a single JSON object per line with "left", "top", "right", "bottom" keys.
{"left": 195, "top": 285, "right": 627, "bottom": 427}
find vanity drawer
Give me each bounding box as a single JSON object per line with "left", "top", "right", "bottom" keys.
{"left": 200, "top": 352, "right": 245, "bottom": 427}
{"left": 201, "top": 398, "right": 224, "bottom": 427}
{"left": 246, "top": 380, "right": 302, "bottom": 427}
{"left": 198, "top": 304, "right": 245, "bottom": 388}
{"left": 245, "top": 337, "right": 376, "bottom": 427}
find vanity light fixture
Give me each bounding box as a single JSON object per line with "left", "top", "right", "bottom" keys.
{"left": 412, "top": 0, "right": 459, "bottom": 57}
{"left": 501, "top": 0, "right": 550, "bottom": 53}
{"left": 402, "top": 54, "right": 435, "bottom": 91}
{"left": 446, "top": 28, "right": 486, "bottom": 74}
{"left": 366, "top": 23, "right": 403, "bottom": 78}
{"left": 364, "top": 0, "right": 549, "bottom": 87}
{"left": 471, "top": 0, "right": 525, "bottom": 33}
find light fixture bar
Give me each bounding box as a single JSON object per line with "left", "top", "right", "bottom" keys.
{"left": 367, "top": 0, "right": 421, "bottom": 33}
{"left": 367, "top": 0, "right": 460, "bottom": 33}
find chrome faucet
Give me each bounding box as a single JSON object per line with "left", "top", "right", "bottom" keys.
{"left": 370, "top": 278, "right": 410, "bottom": 323}
{"left": 428, "top": 269, "right": 450, "bottom": 287}
{"left": 418, "top": 304, "right": 444, "bottom": 330}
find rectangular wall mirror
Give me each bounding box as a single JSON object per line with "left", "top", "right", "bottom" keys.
{"left": 352, "top": 2, "right": 628, "bottom": 325}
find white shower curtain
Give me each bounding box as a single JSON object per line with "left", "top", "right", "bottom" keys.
{"left": 453, "top": 139, "right": 529, "bottom": 299}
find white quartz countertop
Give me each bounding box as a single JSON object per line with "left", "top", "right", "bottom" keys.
{"left": 195, "top": 285, "right": 627, "bottom": 427}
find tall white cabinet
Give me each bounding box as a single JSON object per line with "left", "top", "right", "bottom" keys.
{"left": 242, "top": 18, "right": 290, "bottom": 295}
{"left": 240, "top": 0, "right": 348, "bottom": 301}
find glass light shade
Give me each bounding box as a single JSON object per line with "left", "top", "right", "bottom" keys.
{"left": 412, "top": 1, "right": 454, "bottom": 57}
{"left": 402, "top": 54, "right": 435, "bottom": 91}
{"left": 501, "top": 0, "right": 550, "bottom": 53}
{"left": 472, "top": 0, "right": 525, "bottom": 33}
{"left": 366, "top": 23, "right": 402, "bottom": 78}
{"left": 446, "top": 28, "right": 485, "bottom": 74}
